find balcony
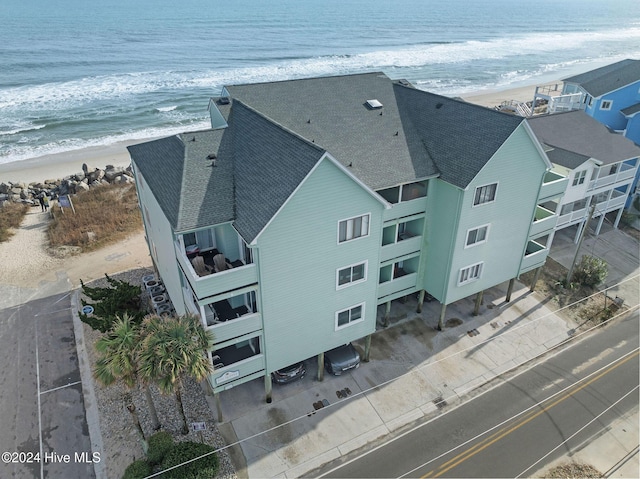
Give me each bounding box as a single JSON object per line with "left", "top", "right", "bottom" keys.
{"left": 208, "top": 354, "right": 265, "bottom": 393}
{"left": 538, "top": 171, "right": 568, "bottom": 202}
{"left": 593, "top": 189, "right": 627, "bottom": 212}
{"left": 588, "top": 163, "right": 637, "bottom": 191}
{"left": 380, "top": 235, "right": 422, "bottom": 262}
{"left": 530, "top": 205, "right": 558, "bottom": 237}
{"left": 176, "top": 243, "right": 258, "bottom": 298}
{"left": 520, "top": 240, "right": 548, "bottom": 273}
{"left": 377, "top": 272, "right": 418, "bottom": 301}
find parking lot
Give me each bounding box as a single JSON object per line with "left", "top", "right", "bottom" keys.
{"left": 0, "top": 291, "right": 95, "bottom": 479}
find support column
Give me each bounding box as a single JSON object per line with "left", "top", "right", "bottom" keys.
{"left": 505, "top": 278, "right": 515, "bottom": 302}
{"left": 364, "top": 334, "right": 372, "bottom": 362}
{"left": 214, "top": 392, "right": 223, "bottom": 423}
{"left": 317, "top": 352, "right": 324, "bottom": 382}
{"left": 530, "top": 267, "right": 542, "bottom": 292}
{"left": 574, "top": 221, "right": 584, "bottom": 244}
{"left": 595, "top": 213, "right": 605, "bottom": 235}
{"left": 417, "top": 290, "right": 425, "bottom": 313}
{"left": 437, "top": 303, "right": 446, "bottom": 331}
{"left": 265, "top": 374, "right": 272, "bottom": 404}
{"left": 613, "top": 207, "right": 624, "bottom": 229}
{"left": 382, "top": 301, "right": 391, "bottom": 327}
{"left": 473, "top": 290, "right": 484, "bottom": 316}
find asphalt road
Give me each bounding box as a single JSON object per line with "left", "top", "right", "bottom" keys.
{"left": 319, "top": 313, "right": 639, "bottom": 478}
{"left": 0, "top": 292, "right": 95, "bottom": 479}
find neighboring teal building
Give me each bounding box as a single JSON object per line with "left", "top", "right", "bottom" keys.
{"left": 128, "top": 73, "right": 567, "bottom": 401}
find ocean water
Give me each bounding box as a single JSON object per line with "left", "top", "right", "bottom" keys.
{"left": 1, "top": 0, "right": 640, "bottom": 165}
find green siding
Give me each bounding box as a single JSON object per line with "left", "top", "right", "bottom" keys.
{"left": 256, "top": 158, "right": 384, "bottom": 373}
{"left": 421, "top": 179, "right": 463, "bottom": 302}
{"left": 134, "top": 167, "right": 187, "bottom": 315}
{"left": 444, "top": 124, "right": 548, "bottom": 303}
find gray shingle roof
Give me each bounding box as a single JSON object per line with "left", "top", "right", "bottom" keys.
{"left": 226, "top": 72, "right": 439, "bottom": 191}
{"left": 128, "top": 129, "right": 235, "bottom": 233}
{"left": 563, "top": 59, "right": 640, "bottom": 97}
{"left": 129, "top": 72, "right": 537, "bottom": 242}
{"left": 545, "top": 146, "right": 590, "bottom": 170}
{"left": 527, "top": 110, "right": 640, "bottom": 166}
{"left": 393, "top": 84, "right": 524, "bottom": 189}
{"left": 231, "top": 101, "right": 325, "bottom": 243}
{"left": 622, "top": 102, "right": 640, "bottom": 116}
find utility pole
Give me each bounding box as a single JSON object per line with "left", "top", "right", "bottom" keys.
{"left": 566, "top": 203, "right": 596, "bottom": 284}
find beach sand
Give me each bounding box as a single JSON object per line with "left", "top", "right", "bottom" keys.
{"left": 0, "top": 81, "right": 554, "bottom": 185}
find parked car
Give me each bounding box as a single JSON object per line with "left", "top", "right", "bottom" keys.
{"left": 271, "top": 361, "right": 306, "bottom": 384}
{"left": 325, "top": 343, "right": 360, "bottom": 375}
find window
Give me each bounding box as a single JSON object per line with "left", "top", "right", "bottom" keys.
{"left": 335, "top": 303, "right": 364, "bottom": 329}
{"left": 609, "top": 164, "right": 619, "bottom": 175}
{"left": 338, "top": 214, "right": 370, "bottom": 243}
{"left": 572, "top": 170, "right": 587, "bottom": 186}
{"left": 459, "top": 263, "right": 483, "bottom": 285}
{"left": 473, "top": 183, "right": 497, "bottom": 206}
{"left": 337, "top": 261, "right": 367, "bottom": 288}
{"left": 466, "top": 225, "right": 489, "bottom": 247}
{"left": 600, "top": 100, "right": 612, "bottom": 110}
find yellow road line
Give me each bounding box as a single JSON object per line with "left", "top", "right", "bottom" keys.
{"left": 423, "top": 350, "right": 640, "bottom": 478}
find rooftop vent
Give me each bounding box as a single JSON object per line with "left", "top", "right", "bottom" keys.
{"left": 366, "top": 99, "right": 383, "bottom": 110}
{"left": 218, "top": 97, "right": 230, "bottom": 105}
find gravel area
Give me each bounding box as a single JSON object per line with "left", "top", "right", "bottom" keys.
{"left": 542, "top": 462, "right": 602, "bottom": 478}
{"left": 81, "top": 268, "right": 237, "bottom": 479}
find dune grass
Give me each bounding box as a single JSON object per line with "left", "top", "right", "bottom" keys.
{"left": 0, "top": 202, "right": 29, "bottom": 243}
{"left": 48, "top": 183, "right": 143, "bottom": 253}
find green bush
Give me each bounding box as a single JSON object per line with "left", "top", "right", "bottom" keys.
{"left": 573, "top": 255, "right": 608, "bottom": 287}
{"left": 159, "top": 441, "right": 218, "bottom": 479}
{"left": 122, "top": 459, "right": 152, "bottom": 479}
{"left": 147, "top": 431, "right": 173, "bottom": 465}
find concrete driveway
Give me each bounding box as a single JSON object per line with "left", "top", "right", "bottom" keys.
{"left": 549, "top": 222, "right": 640, "bottom": 308}
{"left": 0, "top": 290, "right": 96, "bottom": 479}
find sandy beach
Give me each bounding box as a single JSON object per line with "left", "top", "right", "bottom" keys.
{"left": 0, "top": 81, "right": 551, "bottom": 185}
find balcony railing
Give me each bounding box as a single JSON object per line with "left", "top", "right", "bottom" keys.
{"left": 208, "top": 354, "right": 265, "bottom": 393}
{"left": 176, "top": 242, "right": 258, "bottom": 299}
{"left": 530, "top": 205, "right": 558, "bottom": 237}
{"left": 594, "top": 190, "right": 627, "bottom": 212}
{"left": 380, "top": 235, "right": 422, "bottom": 262}
{"left": 377, "top": 272, "right": 418, "bottom": 301}
{"left": 557, "top": 207, "right": 588, "bottom": 228}
{"left": 206, "top": 312, "right": 262, "bottom": 344}
{"left": 539, "top": 171, "right": 568, "bottom": 201}
{"left": 520, "top": 240, "right": 548, "bottom": 273}
{"left": 588, "top": 164, "right": 637, "bottom": 191}
{"left": 383, "top": 197, "right": 427, "bottom": 221}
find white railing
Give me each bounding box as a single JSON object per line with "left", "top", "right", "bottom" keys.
{"left": 557, "top": 207, "right": 588, "bottom": 227}
{"left": 588, "top": 164, "right": 637, "bottom": 191}
{"left": 548, "top": 93, "right": 584, "bottom": 113}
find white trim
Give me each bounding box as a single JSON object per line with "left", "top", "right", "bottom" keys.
{"left": 337, "top": 213, "right": 371, "bottom": 244}
{"left": 335, "top": 302, "right": 365, "bottom": 330}
{"left": 472, "top": 182, "right": 498, "bottom": 207}
{"left": 458, "top": 262, "right": 483, "bottom": 285}
{"left": 464, "top": 224, "right": 490, "bottom": 248}
{"left": 336, "top": 260, "right": 368, "bottom": 290}
{"left": 600, "top": 99, "right": 612, "bottom": 111}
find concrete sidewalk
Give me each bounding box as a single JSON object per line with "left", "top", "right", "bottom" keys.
{"left": 213, "top": 281, "right": 590, "bottom": 478}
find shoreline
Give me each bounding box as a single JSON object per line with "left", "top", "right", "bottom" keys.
{"left": 0, "top": 80, "right": 554, "bottom": 185}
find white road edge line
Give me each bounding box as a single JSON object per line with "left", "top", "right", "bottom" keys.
{"left": 34, "top": 307, "right": 71, "bottom": 317}
{"left": 39, "top": 381, "right": 82, "bottom": 396}
{"left": 35, "top": 314, "right": 44, "bottom": 479}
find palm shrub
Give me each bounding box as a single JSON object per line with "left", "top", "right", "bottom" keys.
{"left": 94, "top": 313, "right": 160, "bottom": 438}
{"left": 159, "top": 442, "right": 218, "bottom": 479}
{"left": 573, "top": 255, "right": 608, "bottom": 287}
{"left": 139, "top": 314, "right": 214, "bottom": 434}
{"left": 80, "top": 274, "right": 144, "bottom": 332}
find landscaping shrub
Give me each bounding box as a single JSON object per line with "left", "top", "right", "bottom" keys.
{"left": 122, "top": 459, "right": 152, "bottom": 479}
{"left": 0, "top": 202, "right": 28, "bottom": 243}
{"left": 159, "top": 441, "right": 218, "bottom": 479}
{"left": 47, "top": 183, "right": 142, "bottom": 252}
{"left": 79, "top": 274, "right": 144, "bottom": 332}
{"left": 147, "top": 431, "right": 173, "bottom": 466}
{"left": 573, "top": 255, "right": 608, "bottom": 287}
